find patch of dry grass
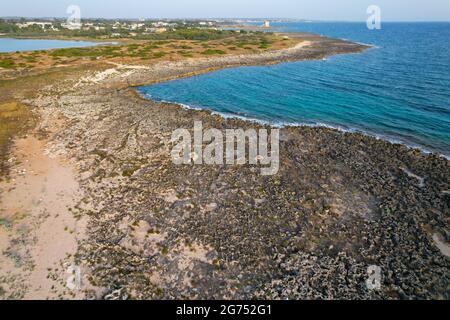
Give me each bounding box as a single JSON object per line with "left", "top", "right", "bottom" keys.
{"left": 0, "top": 102, "right": 33, "bottom": 177}
{"left": 0, "top": 34, "right": 298, "bottom": 73}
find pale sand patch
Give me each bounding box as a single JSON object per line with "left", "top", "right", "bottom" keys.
{"left": 175, "top": 242, "right": 214, "bottom": 287}
{"left": 432, "top": 233, "right": 450, "bottom": 258}
{"left": 400, "top": 167, "right": 425, "bottom": 188}
{"left": 161, "top": 189, "right": 180, "bottom": 203}
{"left": 291, "top": 40, "right": 313, "bottom": 50}
{"left": 0, "top": 135, "right": 86, "bottom": 300}
{"left": 75, "top": 68, "right": 119, "bottom": 86}
{"left": 106, "top": 61, "right": 151, "bottom": 70}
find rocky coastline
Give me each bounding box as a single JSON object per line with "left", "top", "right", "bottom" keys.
{"left": 0, "top": 32, "right": 448, "bottom": 299}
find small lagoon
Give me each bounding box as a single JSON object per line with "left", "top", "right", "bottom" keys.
{"left": 0, "top": 37, "right": 100, "bottom": 53}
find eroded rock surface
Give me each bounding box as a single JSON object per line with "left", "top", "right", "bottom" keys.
{"left": 2, "top": 34, "right": 448, "bottom": 299}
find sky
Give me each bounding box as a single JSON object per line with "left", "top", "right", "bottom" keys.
{"left": 1, "top": 0, "right": 450, "bottom": 21}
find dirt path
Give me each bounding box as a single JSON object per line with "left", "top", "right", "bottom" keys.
{"left": 0, "top": 132, "right": 86, "bottom": 299}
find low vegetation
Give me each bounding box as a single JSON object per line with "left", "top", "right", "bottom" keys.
{"left": 0, "top": 102, "right": 33, "bottom": 177}
{"left": 0, "top": 59, "right": 15, "bottom": 69}
{"left": 0, "top": 26, "right": 296, "bottom": 178}
{"left": 0, "top": 33, "right": 296, "bottom": 72}
{"left": 201, "top": 49, "right": 226, "bottom": 55}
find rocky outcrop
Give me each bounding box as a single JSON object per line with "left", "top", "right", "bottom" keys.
{"left": 22, "top": 34, "right": 449, "bottom": 300}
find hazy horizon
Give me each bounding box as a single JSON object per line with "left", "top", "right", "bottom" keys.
{"left": 2, "top": 17, "right": 450, "bottom": 23}
{"left": 1, "top": 0, "right": 449, "bottom": 22}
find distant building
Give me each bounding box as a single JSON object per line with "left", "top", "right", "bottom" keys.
{"left": 263, "top": 20, "right": 270, "bottom": 28}
{"left": 130, "top": 23, "right": 145, "bottom": 30}
{"left": 153, "top": 22, "right": 169, "bottom": 27}
{"left": 62, "top": 22, "right": 82, "bottom": 30}
{"left": 17, "top": 21, "right": 59, "bottom": 31}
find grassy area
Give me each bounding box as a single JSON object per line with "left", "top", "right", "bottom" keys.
{"left": 0, "top": 62, "right": 106, "bottom": 179}
{"left": 0, "top": 59, "right": 15, "bottom": 69}
{"left": 0, "top": 31, "right": 295, "bottom": 180}
{"left": 201, "top": 49, "right": 226, "bottom": 55}
{"left": 0, "top": 33, "right": 297, "bottom": 73}
{"left": 50, "top": 45, "right": 123, "bottom": 58}
{"left": 137, "top": 29, "right": 237, "bottom": 41}
{"left": 0, "top": 102, "right": 33, "bottom": 177}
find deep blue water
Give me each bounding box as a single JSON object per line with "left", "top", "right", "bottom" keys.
{"left": 137, "top": 22, "right": 450, "bottom": 156}
{"left": 0, "top": 38, "right": 99, "bottom": 52}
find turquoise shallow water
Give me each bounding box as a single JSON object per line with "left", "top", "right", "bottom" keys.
{"left": 0, "top": 38, "right": 99, "bottom": 52}
{"left": 137, "top": 22, "right": 450, "bottom": 156}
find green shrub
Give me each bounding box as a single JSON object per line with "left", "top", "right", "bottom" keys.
{"left": 201, "top": 49, "right": 226, "bottom": 55}
{"left": 0, "top": 59, "right": 14, "bottom": 69}
{"left": 152, "top": 51, "right": 167, "bottom": 58}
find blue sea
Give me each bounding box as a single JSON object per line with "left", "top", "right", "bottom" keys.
{"left": 0, "top": 38, "right": 99, "bottom": 53}
{"left": 137, "top": 22, "right": 450, "bottom": 156}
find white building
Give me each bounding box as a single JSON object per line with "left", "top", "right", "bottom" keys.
{"left": 153, "top": 21, "right": 169, "bottom": 27}
{"left": 17, "top": 22, "right": 57, "bottom": 31}
{"left": 130, "top": 23, "right": 145, "bottom": 30}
